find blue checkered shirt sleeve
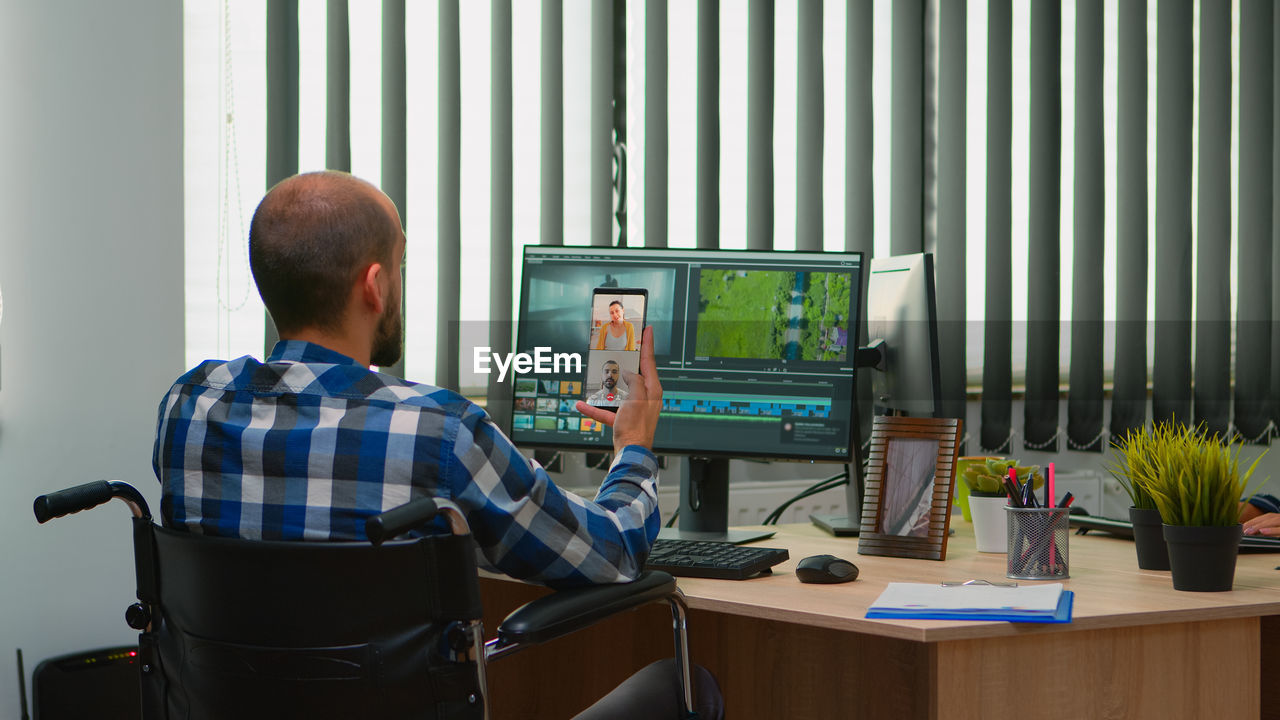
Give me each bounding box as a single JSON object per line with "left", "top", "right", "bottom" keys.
{"left": 447, "top": 402, "right": 660, "bottom": 587}
{"left": 1246, "top": 494, "right": 1280, "bottom": 515}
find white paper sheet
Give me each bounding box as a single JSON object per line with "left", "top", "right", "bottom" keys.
{"left": 869, "top": 582, "right": 1064, "bottom": 612}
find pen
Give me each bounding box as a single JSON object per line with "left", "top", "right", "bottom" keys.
{"left": 1047, "top": 462, "right": 1056, "bottom": 509}
{"left": 1005, "top": 469, "right": 1020, "bottom": 506}
{"left": 1046, "top": 490, "right": 1074, "bottom": 576}
{"left": 1048, "top": 513, "right": 1058, "bottom": 574}
{"left": 1004, "top": 477, "right": 1025, "bottom": 508}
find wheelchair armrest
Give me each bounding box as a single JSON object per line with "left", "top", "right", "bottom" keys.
{"left": 496, "top": 571, "right": 677, "bottom": 647}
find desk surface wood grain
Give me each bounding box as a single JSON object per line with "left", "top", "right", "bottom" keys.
{"left": 480, "top": 520, "right": 1275, "bottom": 719}
{"left": 667, "top": 521, "right": 1280, "bottom": 642}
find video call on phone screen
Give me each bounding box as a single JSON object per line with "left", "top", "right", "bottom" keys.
{"left": 583, "top": 289, "right": 646, "bottom": 409}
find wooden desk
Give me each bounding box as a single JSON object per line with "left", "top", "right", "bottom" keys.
{"left": 481, "top": 522, "right": 1280, "bottom": 719}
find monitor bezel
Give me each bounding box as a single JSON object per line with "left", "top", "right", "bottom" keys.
{"left": 508, "top": 245, "right": 865, "bottom": 466}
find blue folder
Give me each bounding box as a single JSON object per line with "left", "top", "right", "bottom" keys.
{"left": 866, "top": 590, "right": 1074, "bottom": 623}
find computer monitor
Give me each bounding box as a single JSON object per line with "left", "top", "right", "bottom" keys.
{"left": 809, "top": 252, "right": 943, "bottom": 537}
{"left": 864, "top": 252, "right": 942, "bottom": 416}
{"left": 509, "top": 246, "right": 864, "bottom": 543}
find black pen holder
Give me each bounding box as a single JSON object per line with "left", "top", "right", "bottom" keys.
{"left": 1005, "top": 507, "right": 1070, "bottom": 580}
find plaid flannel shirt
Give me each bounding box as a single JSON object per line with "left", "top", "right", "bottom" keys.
{"left": 152, "top": 340, "right": 660, "bottom": 588}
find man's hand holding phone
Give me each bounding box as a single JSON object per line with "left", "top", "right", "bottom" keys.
{"left": 576, "top": 325, "right": 663, "bottom": 454}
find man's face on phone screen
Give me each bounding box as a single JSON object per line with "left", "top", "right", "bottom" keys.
{"left": 601, "top": 361, "right": 620, "bottom": 389}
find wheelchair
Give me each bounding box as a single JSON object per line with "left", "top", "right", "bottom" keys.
{"left": 34, "top": 481, "right": 695, "bottom": 719}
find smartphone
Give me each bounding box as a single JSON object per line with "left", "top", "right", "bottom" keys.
{"left": 583, "top": 287, "right": 648, "bottom": 410}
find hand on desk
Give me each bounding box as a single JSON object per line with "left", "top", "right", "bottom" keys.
{"left": 1243, "top": 512, "right": 1280, "bottom": 536}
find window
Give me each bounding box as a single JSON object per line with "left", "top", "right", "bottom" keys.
{"left": 184, "top": 0, "right": 1254, "bottom": 399}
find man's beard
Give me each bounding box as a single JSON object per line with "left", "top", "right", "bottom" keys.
{"left": 603, "top": 376, "right": 616, "bottom": 389}
{"left": 371, "top": 301, "right": 403, "bottom": 368}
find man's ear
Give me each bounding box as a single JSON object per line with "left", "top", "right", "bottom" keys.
{"left": 360, "top": 262, "right": 387, "bottom": 315}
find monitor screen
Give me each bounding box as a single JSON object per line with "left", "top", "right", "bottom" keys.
{"left": 509, "top": 247, "right": 864, "bottom": 464}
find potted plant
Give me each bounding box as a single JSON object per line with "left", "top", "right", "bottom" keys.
{"left": 961, "top": 458, "right": 1040, "bottom": 553}
{"left": 1134, "top": 422, "right": 1267, "bottom": 592}
{"left": 953, "top": 456, "right": 1003, "bottom": 523}
{"left": 1107, "top": 426, "right": 1173, "bottom": 570}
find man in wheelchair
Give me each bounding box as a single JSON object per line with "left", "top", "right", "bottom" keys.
{"left": 150, "top": 171, "right": 722, "bottom": 719}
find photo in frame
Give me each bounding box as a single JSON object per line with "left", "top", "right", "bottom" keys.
{"left": 857, "top": 416, "right": 963, "bottom": 561}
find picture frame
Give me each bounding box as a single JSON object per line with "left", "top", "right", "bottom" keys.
{"left": 857, "top": 416, "right": 963, "bottom": 561}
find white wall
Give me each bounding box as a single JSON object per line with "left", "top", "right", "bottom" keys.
{"left": 0, "top": 0, "right": 183, "bottom": 712}
{"left": 960, "top": 399, "right": 1280, "bottom": 502}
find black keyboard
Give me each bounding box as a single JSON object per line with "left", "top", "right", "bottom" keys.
{"left": 1070, "top": 514, "right": 1280, "bottom": 552}
{"left": 645, "top": 539, "right": 790, "bottom": 580}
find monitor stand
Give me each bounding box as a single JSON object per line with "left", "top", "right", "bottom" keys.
{"left": 658, "top": 458, "right": 775, "bottom": 545}
{"left": 809, "top": 465, "right": 864, "bottom": 536}
{"left": 812, "top": 401, "right": 868, "bottom": 537}
{"left": 809, "top": 514, "right": 861, "bottom": 537}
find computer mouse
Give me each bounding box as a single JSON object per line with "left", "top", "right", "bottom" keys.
{"left": 795, "top": 554, "right": 859, "bottom": 584}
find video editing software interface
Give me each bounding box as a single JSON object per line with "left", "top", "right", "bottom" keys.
{"left": 511, "top": 247, "right": 863, "bottom": 462}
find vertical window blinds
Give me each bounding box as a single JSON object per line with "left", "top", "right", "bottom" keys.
{"left": 228, "top": 0, "right": 1278, "bottom": 447}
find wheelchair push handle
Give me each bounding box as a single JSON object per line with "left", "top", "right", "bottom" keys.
{"left": 366, "top": 496, "right": 471, "bottom": 545}
{"left": 366, "top": 497, "right": 439, "bottom": 546}
{"left": 33, "top": 481, "right": 151, "bottom": 523}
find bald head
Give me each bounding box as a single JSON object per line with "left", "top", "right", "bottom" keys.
{"left": 249, "top": 171, "right": 403, "bottom": 335}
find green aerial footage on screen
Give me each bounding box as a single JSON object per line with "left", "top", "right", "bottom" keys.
{"left": 695, "top": 269, "right": 852, "bottom": 362}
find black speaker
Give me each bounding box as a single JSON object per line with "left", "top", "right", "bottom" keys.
{"left": 31, "top": 646, "right": 141, "bottom": 720}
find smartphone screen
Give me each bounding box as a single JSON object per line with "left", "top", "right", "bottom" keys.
{"left": 583, "top": 288, "right": 647, "bottom": 410}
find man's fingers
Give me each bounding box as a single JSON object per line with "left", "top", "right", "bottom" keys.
{"left": 638, "top": 325, "right": 656, "bottom": 377}
{"left": 620, "top": 369, "right": 645, "bottom": 397}
{"left": 635, "top": 325, "right": 662, "bottom": 401}
{"left": 575, "top": 400, "right": 617, "bottom": 426}
{"left": 1244, "top": 513, "right": 1280, "bottom": 536}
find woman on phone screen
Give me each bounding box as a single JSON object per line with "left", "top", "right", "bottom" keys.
{"left": 593, "top": 300, "right": 636, "bottom": 351}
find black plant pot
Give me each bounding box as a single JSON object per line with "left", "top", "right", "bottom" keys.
{"left": 1129, "top": 507, "right": 1170, "bottom": 570}
{"left": 1162, "top": 523, "right": 1242, "bottom": 592}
